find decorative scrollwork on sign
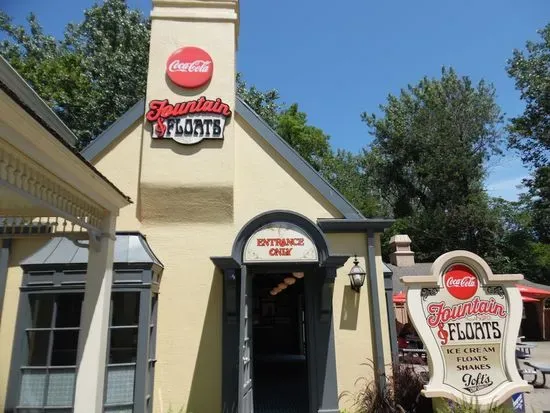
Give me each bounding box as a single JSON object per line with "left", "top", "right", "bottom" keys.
{"left": 484, "top": 286, "right": 505, "bottom": 298}
{"left": 421, "top": 287, "right": 440, "bottom": 301}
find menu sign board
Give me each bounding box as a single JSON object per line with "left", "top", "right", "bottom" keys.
{"left": 402, "top": 251, "right": 531, "bottom": 408}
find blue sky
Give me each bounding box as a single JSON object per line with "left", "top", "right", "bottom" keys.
{"left": 3, "top": 0, "right": 549, "bottom": 200}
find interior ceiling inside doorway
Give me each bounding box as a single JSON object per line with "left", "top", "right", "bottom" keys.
{"left": 269, "top": 272, "right": 304, "bottom": 296}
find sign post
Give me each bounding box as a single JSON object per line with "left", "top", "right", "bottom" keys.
{"left": 402, "top": 250, "right": 531, "bottom": 410}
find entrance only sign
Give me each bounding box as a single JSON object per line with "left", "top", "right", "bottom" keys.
{"left": 243, "top": 222, "right": 318, "bottom": 263}
{"left": 402, "top": 250, "right": 532, "bottom": 408}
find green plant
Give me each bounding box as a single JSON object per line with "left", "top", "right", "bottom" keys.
{"left": 340, "top": 360, "right": 431, "bottom": 413}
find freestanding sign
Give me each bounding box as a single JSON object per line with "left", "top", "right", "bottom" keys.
{"left": 402, "top": 251, "right": 531, "bottom": 408}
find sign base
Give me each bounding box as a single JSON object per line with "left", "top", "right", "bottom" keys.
{"left": 431, "top": 393, "right": 525, "bottom": 412}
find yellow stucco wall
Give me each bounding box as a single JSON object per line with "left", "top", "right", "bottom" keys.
{"left": 0, "top": 120, "right": 393, "bottom": 413}
{"left": 0, "top": 4, "right": 393, "bottom": 411}
{"left": 92, "top": 119, "right": 143, "bottom": 230}
{"left": 0, "top": 239, "right": 48, "bottom": 412}
{"left": 327, "top": 234, "right": 375, "bottom": 406}
{"left": 83, "top": 105, "right": 393, "bottom": 412}
{"left": 234, "top": 113, "right": 341, "bottom": 228}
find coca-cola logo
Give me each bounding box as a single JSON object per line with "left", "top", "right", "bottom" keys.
{"left": 444, "top": 264, "right": 479, "bottom": 300}
{"left": 166, "top": 47, "right": 213, "bottom": 89}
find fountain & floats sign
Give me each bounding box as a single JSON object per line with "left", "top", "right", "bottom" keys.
{"left": 402, "top": 251, "right": 531, "bottom": 408}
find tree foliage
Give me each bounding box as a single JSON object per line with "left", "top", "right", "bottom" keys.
{"left": 507, "top": 24, "right": 550, "bottom": 245}
{"left": 1, "top": 0, "right": 150, "bottom": 148}
{"left": 236, "top": 74, "right": 281, "bottom": 129}
{"left": 504, "top": 23, "right": 550, "bottom": 283}
{"left": 507, "top": 24, "right": 550, "bottom": 170}
{"left": 236, "top": 76, "right": 383, "bottom": 216}
{"left": 1, "top": 2, "right": 548, "bottom": 282}
{"left": 362, "top": 68, "right": 504, "bottom": 262}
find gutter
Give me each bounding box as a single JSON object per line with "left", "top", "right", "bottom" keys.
{"left": 366, "top": 231, "right": 387, "bottom": 392}
{"left": 0, "top": 239, "right": 11, "bottom": 324}
{"left": 318, "top": 218, "right": 395, "bottom": 233}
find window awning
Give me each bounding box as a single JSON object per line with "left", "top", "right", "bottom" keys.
{"left": 21, "top": 232, "right": 163, "bottom": 271}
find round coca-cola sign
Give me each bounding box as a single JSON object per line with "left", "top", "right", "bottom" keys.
{"left": 444, "top": 264, "right": 479, "bottom": 300}
{"left": 166, "top": 47, "right": 213, "bottom": 89}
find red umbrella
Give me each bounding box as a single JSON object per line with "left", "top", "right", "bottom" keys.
{"left": 522, "top": 295, "right": 539, "bottom": 303}
{"left": 393, "top": 291, "right": 406, "bottom": 304}
{"left": 516, "top": 284, "right": 550, "bottom": 297}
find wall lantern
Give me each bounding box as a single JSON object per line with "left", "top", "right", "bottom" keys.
{"left": 348, "top": 255, "right": 366, "bottom": 292}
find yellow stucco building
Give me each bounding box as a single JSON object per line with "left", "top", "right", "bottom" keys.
{"left": 0, "top": 1, "right": 398, "bottom": 412}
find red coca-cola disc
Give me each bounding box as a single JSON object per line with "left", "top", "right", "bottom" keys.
{"left": 166, "top": 47, "right": 213, "bottom": 89}
{"left": 444, "top": 264, "right": 479, "bottom": 300}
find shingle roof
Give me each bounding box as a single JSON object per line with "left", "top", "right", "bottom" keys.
{"left": 386, "top": 263, "right": 433, "bottom": 292}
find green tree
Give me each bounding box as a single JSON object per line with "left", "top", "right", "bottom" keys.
{"left": 362, "top": 67, "right": 504, "bottom": 261}
{"left": 276, "top": 103, "right": 331, "bottom": 171}
{"left": 507, "top": 24, "right": 550, "bottom": 243}
{"left": 489, "top": 197, "right": 550, "bottom": 283}
{"left": 1, "top": 0, "right": 150, "bottom": 148}
{"left": 320, "top": 149, "right": 384, "bottom": 217}
{"left": 236, "top": 74, "right": 281, "bottom": 129}
{"left": 236, "top": 77, "right": 384, "bottom": 216}
{"left": 1, "top": 1, "right": 383, "bottom": 218}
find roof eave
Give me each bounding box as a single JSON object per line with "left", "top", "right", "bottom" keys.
{"left": 0, "top": 56, "right": 77, "bottom": 147}
{"left": 317, "top": 218, "right": 395, "bottom": 233}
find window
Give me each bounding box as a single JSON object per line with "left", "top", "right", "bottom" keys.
{"left": 19, "top": 293, "right": 82, "bottom": 411}
{"left": 14, "top": 290, "right": 158, "bottom": 413}
{"left": 105, "top": 292, "right": 140, "bottom": 412}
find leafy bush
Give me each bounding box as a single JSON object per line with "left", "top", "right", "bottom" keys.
{"left": 341, "top": 361, "right": 515, "bottom": 413}
{"left": 340, "top": 360, "right": 431, "bottom": 413}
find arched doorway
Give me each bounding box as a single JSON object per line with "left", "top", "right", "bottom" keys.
{"left": 212, "top": 210, "right": 348, "bottom": 413}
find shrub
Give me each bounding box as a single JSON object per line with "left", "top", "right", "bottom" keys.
{"left": 340, "top": 360, "right": 431, "bottom": 413}
{"left": 341, "top": 361, "right": 515, "bottom": 413}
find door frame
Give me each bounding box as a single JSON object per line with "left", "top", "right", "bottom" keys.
{"left": 212, "top": 210, "right": 349, "bottom": 413}
{"left": 246, "top": 263, "right": 318, "bottom": 413}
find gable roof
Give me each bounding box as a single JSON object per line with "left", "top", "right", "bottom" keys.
{"left": 82, "top": 96, "right": 365, "bottom": 219}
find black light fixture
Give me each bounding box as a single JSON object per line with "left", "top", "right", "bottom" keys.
{"left": 348, "top": 255, "right": 366, "bottom": 292}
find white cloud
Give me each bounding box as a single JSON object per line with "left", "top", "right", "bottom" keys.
{"left": 486, "top": 177, "right": 526, "bottom": 201}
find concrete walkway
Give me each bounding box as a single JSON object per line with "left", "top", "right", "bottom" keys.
{"left": 523, "top": 341, "right": 550, "bottom": 413}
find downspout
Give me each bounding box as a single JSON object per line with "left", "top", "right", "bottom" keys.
{"left": 0, "top": 239, "right": 12, "bottom": 324}
{"left": 366, "top": 231, "right": 387, "bottom": 391}
{"left": 383, "top": 264, "right": 399, "bottom": 365}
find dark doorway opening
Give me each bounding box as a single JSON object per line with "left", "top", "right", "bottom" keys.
{"left": 252, "top": 273, "right": 309, "bottom": 413}
{"left": 521, "top": 303, "right": 542, "bottom": 340}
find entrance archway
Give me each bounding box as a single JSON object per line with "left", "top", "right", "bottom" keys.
{"left": 212, "top": 210, "right": 348, "bottom": 413}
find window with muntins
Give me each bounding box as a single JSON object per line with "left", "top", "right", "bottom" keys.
{"left": 15, "top": 289, "right": 158, "bottom": 413}
{"left": 11, "top": 279, "right": 159, "bottom": 413}
{"left": 19, "top": 293, "right": 82, "bottom": 410}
